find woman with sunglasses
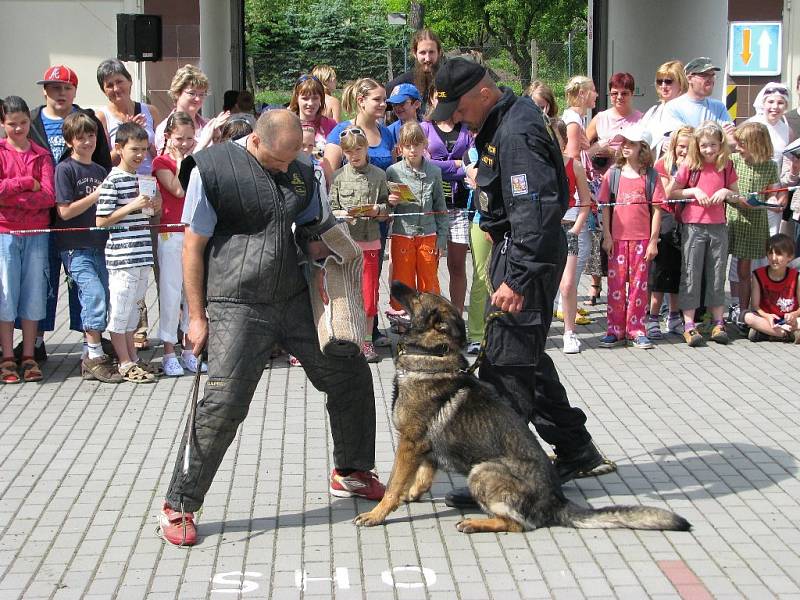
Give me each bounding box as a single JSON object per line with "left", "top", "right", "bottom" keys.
{"left": 289, "top": 75, "right": 336, "bottom": 151}
{"left": 640, "top": 61, "right": 688, "bottom": 158}
{"left": 154, "top": 64, "right": 230, "bottom": 155}
{"left": 586, "top": 72, "right": 643, "bottom": 176}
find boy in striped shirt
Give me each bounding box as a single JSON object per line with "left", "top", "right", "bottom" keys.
{"left": 96, "top": 122, "right": 161, "bottom": 382}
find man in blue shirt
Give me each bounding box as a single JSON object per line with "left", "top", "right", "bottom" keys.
{"left": 664, "top": 57, "right": 735, "bottom": 133}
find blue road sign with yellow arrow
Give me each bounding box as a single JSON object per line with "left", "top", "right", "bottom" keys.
{"left": 729, "top": 22, "right": 782, "bottom": 76}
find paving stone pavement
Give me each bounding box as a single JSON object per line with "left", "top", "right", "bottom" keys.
{"left": 1, "top": 259, "right": 799, "bottom": 600}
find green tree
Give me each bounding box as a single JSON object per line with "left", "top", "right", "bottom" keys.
{"left": 421, "top": 0, "right": 586, "bottom": 88}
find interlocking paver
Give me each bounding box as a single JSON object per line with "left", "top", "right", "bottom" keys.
{"left": 1, "top": 263, "right": 800, "bottom": 599}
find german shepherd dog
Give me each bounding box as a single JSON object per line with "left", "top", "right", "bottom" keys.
{"left": 354, "top": 282, "right": 691, "bottom": 534}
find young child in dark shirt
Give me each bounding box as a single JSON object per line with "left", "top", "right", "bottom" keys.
{"left": 54, "top": 112, "right": 121, "bottom": 382}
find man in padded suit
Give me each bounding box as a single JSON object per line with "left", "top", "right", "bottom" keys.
{"left": 429, "top": 59, "right": 617, "bottom": 510}
{"left": 158, "top": 110, "right": 384, "bottom": 547}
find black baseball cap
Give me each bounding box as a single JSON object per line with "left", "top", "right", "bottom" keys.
{"left": 429, "top": 58, "right": 487, "bottom": 122}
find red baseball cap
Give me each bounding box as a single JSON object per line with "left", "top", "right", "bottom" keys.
{"left": 36, "top": 65, "right": 78, "bottom": 87}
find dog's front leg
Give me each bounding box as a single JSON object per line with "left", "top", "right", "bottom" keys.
{"left": 354, "top": 436, "right": 422, "bottom": 527}
{"left": 402, "top": 459, "right": 436, "bottom": 502}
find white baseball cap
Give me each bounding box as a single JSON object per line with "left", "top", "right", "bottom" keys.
{"left": 611, "top": 124, "right": 653, "bottom": 147}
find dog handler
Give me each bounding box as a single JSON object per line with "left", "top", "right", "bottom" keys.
{"left": 158, "top": 110, "right": 384, "bottom": 546}
{"left": 429, "top": 59, "right": 616, "bottom": 507}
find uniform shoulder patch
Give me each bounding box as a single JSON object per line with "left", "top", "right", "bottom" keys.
{"left": 291, "top": 172, "right": 307, "bottom": 197}
{"left": 510, "top": 174, "right": 528, "bottom": 196}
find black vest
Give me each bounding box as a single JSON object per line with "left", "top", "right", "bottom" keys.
{"left": 192, "top": 141, "right": 316, "bottom": 304}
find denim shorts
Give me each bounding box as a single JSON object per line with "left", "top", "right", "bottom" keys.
{"left": 62, "top": 248, "right": 110, "bottom": 332}
{"left": 0, "top": 233, "right": 50, "bottom": 322}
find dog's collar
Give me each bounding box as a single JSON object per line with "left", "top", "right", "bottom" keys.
{"left": 396, "top": 341, "right": 452, "bottom": 358}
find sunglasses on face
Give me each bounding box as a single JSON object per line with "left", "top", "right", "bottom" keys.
{"left": 656, "top": 78, "right": 674, "bottom": 85}
{"left": 609, "top": 91, "right": 631, "bottom": 97}
{"left": 296, "top": 74, "right": 321, "bottom": 87}
{"left": 339, "top": 127, "right": 365, "bottom": 139}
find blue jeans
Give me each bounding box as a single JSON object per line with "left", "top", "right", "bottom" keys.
{"left": 0, "top": 233, "right": 50, "bottom": 322}
{"left": 61, "top": 248, "right": 110, "bottom": 332}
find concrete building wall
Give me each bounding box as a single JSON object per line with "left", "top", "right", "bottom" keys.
{"left": 605, "top": 0, "right": 728, "bottom": 113}
{"left": 0, "top": 0, "right": 140, "bottom": 111}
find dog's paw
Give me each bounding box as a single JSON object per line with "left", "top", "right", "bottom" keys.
{"left": 456, "top": 519, "right": 479, "bottom": 534}
{"left": 354, "top": 511, "right": 385, "bottom": 527}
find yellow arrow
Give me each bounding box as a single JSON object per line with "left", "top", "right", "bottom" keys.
{"left": 741, "top": 28, "right": 752, "bottom": 64}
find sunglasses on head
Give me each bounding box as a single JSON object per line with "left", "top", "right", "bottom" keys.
{"left": 763, "top": 86, "right": 788, "bottom": 96}
{"left": 656, "top": 78, "right": 674, "bottom": 85}
{"left": 296, "top": 74, "right": 321, "bottom": 86}
{"left": 339, "top": 127, "right": 365, "bottom": 139}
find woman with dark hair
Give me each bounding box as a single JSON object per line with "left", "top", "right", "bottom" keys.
{"left": 96, "top": 58, "right": 162, "bottom": 175}
{"left": 0, "top": 96, "right": 55, "bottom": 383}
{"left": 586, "top": 72, "right": 643, "bottom": 176}
{"left": 385, "top": 28, "right": 443, "bottom": 118}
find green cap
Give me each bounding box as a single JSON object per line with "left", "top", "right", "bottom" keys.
{"left": 684, "top": 57, "right": 720, "bottom": 75}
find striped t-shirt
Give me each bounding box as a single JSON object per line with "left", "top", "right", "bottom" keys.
{"left": 96, "top": 167, "right": 154, "bottom": 270}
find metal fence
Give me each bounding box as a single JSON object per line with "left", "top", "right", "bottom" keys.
{"left": 248, "top": 39, "right": 587, "bottom": 110}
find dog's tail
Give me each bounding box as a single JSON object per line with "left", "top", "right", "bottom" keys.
{"left": 559, "top": 502, "right": 691, "bottom": 531}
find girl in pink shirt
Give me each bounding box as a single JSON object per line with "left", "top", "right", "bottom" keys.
{"left": 668, "top": 121, "right": 739, "bottom": 346}
{"left": 598, "top": 126, "right": 663, "bottom": 349}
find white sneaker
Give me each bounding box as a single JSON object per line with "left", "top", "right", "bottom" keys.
{"left": 667, "top": 314, "right": 684, "bottom": 335}
{"left": 182, "top": 353, "right": 208, "bottom": 373}
{"left": 563, "top": 331, "right": 581, "bottom": 354}
{"left": 163, "top": 355, "right": 185, "bottom": 377}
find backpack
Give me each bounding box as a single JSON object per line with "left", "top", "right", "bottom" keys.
{"left": 605, "top": 165, "right": 659, "bottom": 236}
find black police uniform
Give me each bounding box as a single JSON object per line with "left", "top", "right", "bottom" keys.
{"left": 475, "top": 88, "right": 592, "bottom": 458}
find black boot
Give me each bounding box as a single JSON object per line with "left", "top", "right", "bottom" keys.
{"left": 553, "top": 442, "right": 616, "bottom": 484}
{"left": 444, "top": 486, "right": 479, "bottom": 509}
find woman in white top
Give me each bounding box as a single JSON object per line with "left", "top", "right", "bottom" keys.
{"left": 747, "top": 82, "right": 793, "bottom": 235}
{"left": 640, "top": 60, "right": 688, "bottom": 159}
{"left": 96, "top": 59, "right": 161, "bottom": 175}
{"left": 562, "top": 76, "right": 603, "bottom": 306}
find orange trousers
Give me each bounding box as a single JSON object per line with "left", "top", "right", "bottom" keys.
{"left": 389, "top": 234, "right": 440, "bottom": 310}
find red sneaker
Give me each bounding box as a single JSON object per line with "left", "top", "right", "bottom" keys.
{"left": 329, "top": 469, "right": 385, "bottom": 500}
{"left": 159, "top": 502, "right": 197, "bottom": 546}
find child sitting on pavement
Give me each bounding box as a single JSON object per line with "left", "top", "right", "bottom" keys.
{"left": 744, "top": 233, "right": 800, "bottom": 343}
{"left": 54, "top": 112, "right": 120, "bottom": 383}
{"left": 96, "top": 122, "right": 162, "bottom": 383}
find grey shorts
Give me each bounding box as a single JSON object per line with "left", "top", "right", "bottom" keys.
{"left": 678, "top": 223, "right": 729, "bottom": 310}
{"left": 561, "top": 222, "right": 579, "bottom": 256}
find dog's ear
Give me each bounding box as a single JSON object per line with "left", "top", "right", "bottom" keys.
{"left": 390, "top": 280, "right": 419, "bottom": 311}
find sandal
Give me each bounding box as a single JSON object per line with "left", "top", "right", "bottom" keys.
{"left": 120, "top": 363, "right": 155, "bottom": 383}
{"left": 583, "top": 284, "right": 602, "bottom": 306}
{"left": 20, "top": 358, "right": 43, "bottom": 383}
{"left": 0, "top": 359, "right": 20, "bottom": 384}
{"left": 133, "top": 331, "right": 150, "bottom": 350}
{"left": 137, "top": 360, "right": 164, "bottom": 377}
